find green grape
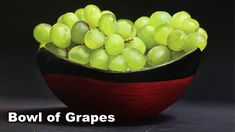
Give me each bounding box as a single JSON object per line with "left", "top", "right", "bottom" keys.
{"left": 108, "top": 55, "right": 128, "bottom": 72}
{"left": 137, "top": 25, "right": 156, "bottom": 49}
{"left": 134, "top": 16, "right": 149, "bottom": 31}
{"left": 33, "top": 23, "right": 51, "bottom": 44}
{"left": 153, "top": 24, "right": 173, "bottom": 46}
{"left": 116, "top": 19, "right": 136, "bottom": 40}
{"left": 181, "top": 18, "right": 200, "bottom": 33}
{"left": 84, "top": 29, "right": 105, "bottom": 49}
{"left": 101, "top": 10, "right": 114, "bottom": 16}
{"left": 171, "top": 11, "right": 191, "bottom": 30}
{"left": 62, "top": 12, "right": 79, "bottom": 28}
{"left": 99, "top": 13, "right": 118, "bottom": 35}
{"left": 149, "top": 11, "right": 172, "bottom": 28}
{"left": 184, "top": 32, "right": 207, "bottom": 52}
{"left": 167, "top": 30, "right": 186, "bottom": 51}
{"left": 122, "top": 47, "right": 146, "bottom": 70}
{"left": 45, "top": 42, "right": 67, "bottom": 58}
{"left": 171, "top": 51, "right": 185, "bottom": 60}
{"left": 126, "top": 37, "right": 146, "bottom": 54}
{"left": 198, "top": 27, "right": 208, "bottom": 40}
{"left": 147, "top": 46, "right": 171, "bottom": 66}
{"left": 105, "top": 34, "right": 124, "bottom": 56}
{"left": 71, "top": 21, "right": 89, "bottom": 44}
{"left": 57, "top": 15, "right": 64, "bottom": 23}
{"left": 50, "top": 23, "right": 71, "bottom": 48}
{"left": 90, "top": 49, "right": 109, "bottom": 70}
{"left": 68, "top": 45, "right": 91, "bottom": 64}
{"left": 84, "top": 4, "right": 101, "bottom": 27}
{"left": 75, "top": 8, "right": 85, "bottom": 21}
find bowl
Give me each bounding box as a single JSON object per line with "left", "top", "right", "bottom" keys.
{"left": 36, "top": 48, "right": 201, "bottom": 122}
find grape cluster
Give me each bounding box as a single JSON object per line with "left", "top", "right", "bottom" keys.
{"left": 33, "top": 4, "right": 208, "bottom": 72}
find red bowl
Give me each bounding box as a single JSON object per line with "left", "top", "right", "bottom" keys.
{"left": 37, "top": 48, "right": 201, "bottom": 122}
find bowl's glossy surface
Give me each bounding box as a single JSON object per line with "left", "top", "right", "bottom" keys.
{"left": 37, "top": 48, "right": 201, "bottom": 122}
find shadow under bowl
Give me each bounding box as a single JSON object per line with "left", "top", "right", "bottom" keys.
{"left": 36, "top": 48, "right": 201, "bottom": 122}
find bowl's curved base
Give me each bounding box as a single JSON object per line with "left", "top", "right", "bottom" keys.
{"left": 44, "top": 75, "right": 193, "bottom": 122}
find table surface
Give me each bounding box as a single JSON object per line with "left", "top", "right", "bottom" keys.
{"left": 0, "top": 98, "right": 233, "bottom": 132}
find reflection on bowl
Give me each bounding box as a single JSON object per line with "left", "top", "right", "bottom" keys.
{"left": 37, "top": 48, "right": 201, "bottom": 122}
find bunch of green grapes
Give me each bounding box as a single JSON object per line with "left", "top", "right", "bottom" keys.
{"left": 33, "top": 4, "right": 208, "bottom": 72}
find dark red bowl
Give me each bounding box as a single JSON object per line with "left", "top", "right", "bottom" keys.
{"left": 36, "top": 48, "right": 201, "bottom": 122}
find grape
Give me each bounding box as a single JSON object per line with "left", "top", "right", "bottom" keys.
{"left": 122, "top": 47, "right": 146, "bottom": 70}
{"left": 147, "top": 46, "right": 171, "bottom": 66}
{"left": 99, "top": 13, "right": 118, "bottom": 35}
{"left": 137, "top": 25, "right": 156, "bottom": 49}
{"left": 198, "top": 27, "right": 208, "bottom": 40}
{"left": 171, "top": 51, "right": 185, "bottom": 60}
{"left": 184, "top": 32, "right": 207, "bottom": 52}
{"left": 45, "top": 42, "right": 67, "bottom": 58}
{"left": 108, "top": 55, "right": 128, "bottom": 72}
{"left": 33, "top": 6, "right": 209, "bottom": 71}
{"left": 71, "top": 21, "right": 89, "bottom": 44}
{"left": 84, "top": 4, "right": 101, "bottom": 27}
{"left": 75, "top": 8, "right": 85, "bottom": 21}
{"left": 153, "top": 24, "right": 173, "bottom": 46}
{"left": 50, "top": 23, "right": 71, "bottom": 48}
{"left": 181, "top": 18, "right": 200, "bottom": 33}
{"left": 84, "top": 29, "right": 105, "bottom": 49}
{"left": 116, "top": 19, "right": 136, "bottom": 40}
{"left": 105, "top": 34, "right": 124, "bottom": 56}
{"left": 62, "top": 12, "right": 79, "bottom": 28}
{"left": 134, "top": 16, "right": 149, "bottom": 31}
{"left": 126, "top": 37, "right": 146, "bottom": 54}
{"left": 167, "top": 30, "right": 186, "bottom": 51}
{"left": 90, "top": 49, "right": 109, "bottom": 70}
{"left": 171, "top": 11, "right": 191, "bottom": 30}
{"left": 149, "top": 11, "right": 171, "bottom": 28}
{"left": 68, "top": 45, "right": 91, "bottom": 64}
{"left": 101, "top": 10, "right": 114, "bottom": 16}
{"left": 33, "top": 23, "right": 51, "bottom": 44}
